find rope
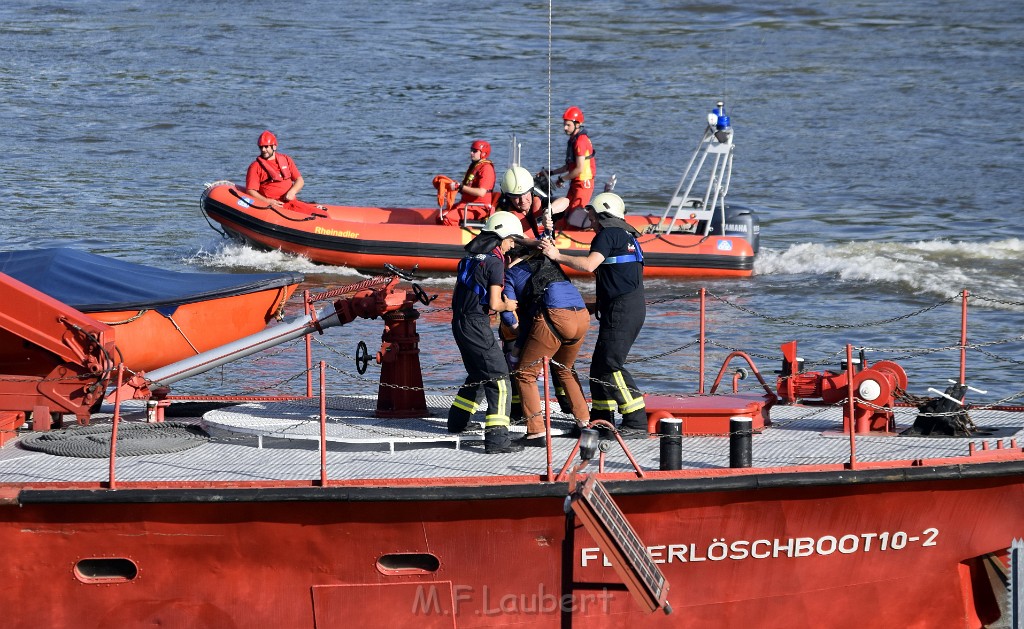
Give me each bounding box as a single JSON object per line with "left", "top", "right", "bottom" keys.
{"left": 20, "top": 422, "right": 209, "bottom": 458}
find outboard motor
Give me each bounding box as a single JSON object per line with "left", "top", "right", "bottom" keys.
{"left": 725, "top": 206, "right": 760, "bottom": 254}
{"left": 705, "top": 204, "right": 761, "bottom": 254}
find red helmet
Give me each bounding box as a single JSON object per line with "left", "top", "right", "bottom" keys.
{"left": 562, "top": 106, "right": 584, "bottom": 124}
{"left": 257, "top": 130, "right": 277, "bottom": 147}
{"left": 471, "top": 140, "right": 491, "bottom": 159}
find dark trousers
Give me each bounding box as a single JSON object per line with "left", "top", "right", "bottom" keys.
{"left": 590, "top": 291, "right": 646, "bottom": 428}
{"left": 449, "top": 315, "right": 513, "bottom": 448}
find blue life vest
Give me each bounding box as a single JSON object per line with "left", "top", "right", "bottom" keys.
{"left": 457, "top": 251, "right": 503, "bottom": 309}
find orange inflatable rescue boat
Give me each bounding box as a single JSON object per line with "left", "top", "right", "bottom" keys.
{"left": 201, "top": 102, "right": 760, "bottom": 278}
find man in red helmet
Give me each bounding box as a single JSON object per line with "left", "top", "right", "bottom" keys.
{"left": 245, "top": 130, "right": 307, "bottom": 210}
{"left": 539, "top": 106, "right": 596, "bottom": 228}
{"left": 441, "top": 140, "right": 496, "bottom": 226}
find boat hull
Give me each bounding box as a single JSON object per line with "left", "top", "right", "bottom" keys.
{"left": 0, "top": 248, "right": 303, "bottom": 374}
{"left": 3, "top": 462, "right": 1019, "bottom": 628}
{"left": 86, "top": 288, "right": 296, "bottom": 373}
{"left": 201, "top": 183, "right": 756, "bottom": 278}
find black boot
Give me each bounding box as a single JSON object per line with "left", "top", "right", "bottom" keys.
{"left": 484, "top": 427, "right": 524, "bottom": 454}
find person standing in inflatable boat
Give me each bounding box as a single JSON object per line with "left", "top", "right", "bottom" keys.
{"left": 448, "top": 211, "right": 526, "bottom": 454}
{"left": 539, "top": 192, "right": 648, "bottom": 438}
{"left": 537, "top": 106, "right": 596, "bottom": 230}
{"left": 245, "top": 130, "right": 309, "bottom": 211}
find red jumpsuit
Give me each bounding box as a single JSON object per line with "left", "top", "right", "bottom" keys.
{"left": 246, "top": 153, "right": 301, "bottom": 201}
{"left": 442, "top": 159, "right": 496, "bottom": 226}
{"left": 564, "top": 131, "right": 595, "bottom": 211}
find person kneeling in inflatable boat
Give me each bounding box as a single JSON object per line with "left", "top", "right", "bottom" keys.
{"left": 245, "top": 130, "right": 325, "bottom": 216}
{"left": 435, "top": 140, "right": 497, "bottom": 226}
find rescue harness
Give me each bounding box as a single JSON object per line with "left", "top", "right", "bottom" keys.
{"left": 601, "top": 234, "right": 645, "bottom": 265}
{"left": 457, "top": 247, "right": 504, "bottom": 311}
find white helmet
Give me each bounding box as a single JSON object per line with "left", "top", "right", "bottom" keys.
{"left": 483, "top": 211, "right": 524, "bottom": 238}
{"left": 500, "top": 166, "right": 534, "bottom": 195}
{"left": 589, "top": 192, "right": 625, "bottom": 218}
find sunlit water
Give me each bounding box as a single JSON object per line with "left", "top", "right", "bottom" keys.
{"left": 3, "top": 0, "right": 1022, "bottom": 405}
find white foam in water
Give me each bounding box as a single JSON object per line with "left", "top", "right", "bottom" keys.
{"left": 185, "top": 241, "right": 366, "bottom": 277}
{"left": 755, "top": 238, "right": 1023, "bottom": 307}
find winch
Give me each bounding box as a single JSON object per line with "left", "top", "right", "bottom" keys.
{"left": 776, "top": 341, "right": 908, "bottom": 434}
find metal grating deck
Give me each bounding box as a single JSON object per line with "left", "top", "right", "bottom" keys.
{"left": 0, "top": 397, "right": 1020, "bottom": 484}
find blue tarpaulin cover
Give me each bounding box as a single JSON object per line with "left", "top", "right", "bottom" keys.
{"left": 0, "top": 248, "right": 304, "bottom": 315}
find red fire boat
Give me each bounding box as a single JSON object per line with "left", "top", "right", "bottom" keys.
{"left": 0, "top": 264, "right": 1020, "bottom": 628}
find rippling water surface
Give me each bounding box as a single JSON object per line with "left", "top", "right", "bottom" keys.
{"left": 3, "top": 1, "right": 1022, "bottom": 403}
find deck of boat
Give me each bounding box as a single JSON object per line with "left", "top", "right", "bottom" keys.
{"left": 0, "top": 395, "right": 1020, "bottom": 485}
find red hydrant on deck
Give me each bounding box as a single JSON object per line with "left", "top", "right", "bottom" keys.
{"left": 374, "top": 304, "right": 427, "bottom": 418}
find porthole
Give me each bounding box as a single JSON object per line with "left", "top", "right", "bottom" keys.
{"left": 375, "top": 553, "right": 440, "bottom": 576}
{"left": 74, "top": 558, "right": 138, "bottom": 583}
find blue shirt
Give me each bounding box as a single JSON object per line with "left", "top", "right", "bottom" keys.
{"left": 501, "top": 259, "right": 586, "bottom": 329}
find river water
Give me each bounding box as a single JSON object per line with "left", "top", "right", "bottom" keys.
{"left": 3, "top": 1, "right": 1023, "bottom": 403}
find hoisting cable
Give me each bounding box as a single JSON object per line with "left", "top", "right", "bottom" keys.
{"left": 544, "top": 0, "right": 553, "bottom": 236}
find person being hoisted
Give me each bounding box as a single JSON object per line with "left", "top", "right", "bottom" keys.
{"left": 436, "top": 140, "right": 496, "bottom": 226}
{"left": 538, "top": 106, "right": 596, "bottom": 231}
{"left": 495, "top": 166, "right": 555, "bottom": 239}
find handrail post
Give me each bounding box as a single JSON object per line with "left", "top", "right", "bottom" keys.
{"left": 305, "top": 289, "right": 313, "bottom": 398}
{"left": 699, "top": 287, "right": 706, "bottom": 394}
{"left": 107, "top": 363, "right": 126, "bottom": 489}
{"left": 542, "top": 357, "right": 552, "bottom": 481}
{"left": 318, "top": 360, "right": 328, "bottom": 485}
{"left": 960, "top": 289, "right": 969, "bottom": 385}
{"left": 845, "top": 344, "right": 857, "bottom": 468}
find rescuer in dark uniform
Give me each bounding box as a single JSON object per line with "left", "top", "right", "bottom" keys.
{"left": 448, "top": 211, "right": 526, "bottom": 454}
{"left": 538, "top": 192, "right": 647, "bottom": 437}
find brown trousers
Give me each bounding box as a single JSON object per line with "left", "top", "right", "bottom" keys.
{"left": 513, "top": 307, "right": 591, "bottom": 434}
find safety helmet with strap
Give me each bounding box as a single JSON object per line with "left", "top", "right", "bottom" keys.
{"left": 589, "top": 192, "right": 625, "bottom": 218}
{"left": 500, "top": 167, "right": 534, "bottom": 196}
{"left": 471, "top": 140, "right": 491, "bottom": 159}
{"left": 257, "top": 130, "right": 277, "bottom": 147}
{"left": 484, "top": 211, "right": 524, "bottom": 238}
{"left": 562, "top": 106, "right": 584, "bottom": 124}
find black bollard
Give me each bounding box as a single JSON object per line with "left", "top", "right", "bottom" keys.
{"left": 729, "top": 417, "right": 752, "bottom": 468}
{"left": 659, "top": 417, "right": 682, "bottom": 471}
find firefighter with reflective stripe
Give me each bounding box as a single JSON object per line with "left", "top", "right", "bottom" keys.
{"left": 501, "top": 245, "right": 591, "bottom": 446}
{"left": 538, "top": 192, "right": 647, "bottom": 438}
{"left": 245, "top": 130, "right": 305, "bottom": 209}
{"left": 449, "top": 211, "right": 526, "bottom": 454}
{"left": 538, "top": 106, "right": 596, "bottom": 228}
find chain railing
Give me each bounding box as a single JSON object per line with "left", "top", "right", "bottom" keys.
{"left": 7, "top": 286, "right": 1022, "bottom": 483}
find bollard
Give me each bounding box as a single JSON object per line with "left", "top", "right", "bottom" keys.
{"left": 729, "top": 416, "right": 752, "bottom": 468}
{"left": 659, "top": 417, "right": 682, "bottom": 471}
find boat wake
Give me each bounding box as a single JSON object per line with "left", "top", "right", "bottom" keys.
{"left": 756, "top": 237, "right": 1023, "bottom": 307}
{"left": 187, "top": 242, "right": 367, "bottom": 277}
